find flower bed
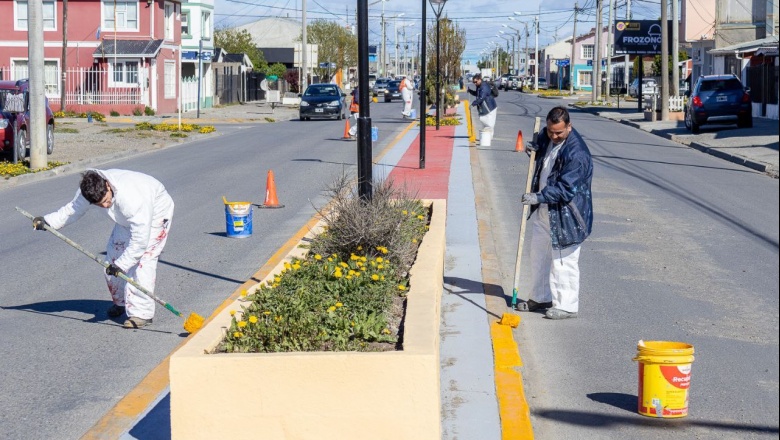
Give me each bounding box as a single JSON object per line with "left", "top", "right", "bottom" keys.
{"left": 170, "top": 199, "right": 446, "bottom": 439}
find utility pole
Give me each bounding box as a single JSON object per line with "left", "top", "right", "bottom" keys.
{"left": 394, "top": 19, "right": 399, "bottom": 76}
{"left": 593, "top": 0, "right": 603, "bottom": 102}
{"left": 570, "top": 2, "right": 578, "bottom": 94}
{"left": 302, "top": 0, "right": 308, "bottom": 90}
{"left": 625, "top": 0, "right": 631, "bottom": 93}
{"left": 672, "top": 0, "right": 679, "bottom": 96}
{"left": 381, "top": 4, "right": 386, "bottom": 76}
{"left": 28, "top": 0, "right": 47, "bottom": 169}
{"left": 60, "top": 0, "right": 68, "bottom": 112}
{"left": 606, "top": 0, "right": 614, "bottom": 99}
{"left": 661, "top": 0, "right": 669, "bottom": 120}
{"left": 534, "top": 16, "right": 539, "bottom": 91}
{"left": 525, "top": 22, "right": 530, "bottom": 82}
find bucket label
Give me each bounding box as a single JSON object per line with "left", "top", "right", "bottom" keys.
{"left": 638, "top": 363, "right": 691, "bottom": 418}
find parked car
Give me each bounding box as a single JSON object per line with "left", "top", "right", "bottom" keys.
{"left": 368, "top": 74, "right": 377, "bottom": 89}
{"left": 384, "top": 80, "right": 403, "bottom": 102}
{"left": 0, "top": 79, "right": 55, "bottom": 160}
{"left": 505, "top": 76, "right": 521, "bottom": 91}
{"left": 536, "top": 78, "right": 548, "bottom": 90}
{"left": 684, "top": 74, "right": 752, "bottom": 134}
{"left": 298, "top": 83, "right": 347, "bottom": 121}
{"left": 628, "top": 78, "right": 658, "bottom": 98}
{"left": 372, "top": 78, "right": 391, "bottom": 96}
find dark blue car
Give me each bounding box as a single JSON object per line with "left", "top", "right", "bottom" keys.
{"left": 299, "top": 84, "right": 346, "bottom": 121}
{"left": 684, "top": 74, "right": 752, "bottom": 134}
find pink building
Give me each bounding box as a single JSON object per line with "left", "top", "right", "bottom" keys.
{"left": 0, "top": 0, "right": 182, "bottom": 114}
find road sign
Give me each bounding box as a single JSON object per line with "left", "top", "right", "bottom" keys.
{"left": 586, "top": 60, "right": 606, "bottom": 67}
{"left": 319, "top": 62, "right": 337, "bottom": 68}
{"left": 556, "top": 59, "right": 570, "bottom": 67}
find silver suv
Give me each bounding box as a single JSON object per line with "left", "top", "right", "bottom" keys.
{"left": 371, "top": 78, "right": 390, "bottom": 96}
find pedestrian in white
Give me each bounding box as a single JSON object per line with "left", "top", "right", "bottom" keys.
{"left": 400, "top": 75, "right": 414, "bottom": 118}
{"left": 33, "top": 169, "right": 175, "bottom": 328}
{"left": 467, "top": 73, "right": 498, "bottom": 132}
{"left": 517, "top": 107, "right": 593, "bottom": 319}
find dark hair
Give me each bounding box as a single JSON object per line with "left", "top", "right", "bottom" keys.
{"left": 472, "top": 73, "right": 482, "bottom": 80}
{"left": 546, "top": 106, "right": 570, "bottom": 125}
{"left": 80, "top": 170, "right": 108, "bottom": 204}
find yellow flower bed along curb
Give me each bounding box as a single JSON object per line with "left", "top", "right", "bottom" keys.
{"left": 1, "top": 160, "right": 68, "bottom": 178}
{"left": 135, "top": 122, "right": 216, "bottom": 134}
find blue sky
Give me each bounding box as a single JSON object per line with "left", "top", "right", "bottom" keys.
{"left": 214, "top": 0, "right": 662, "bottom": 64}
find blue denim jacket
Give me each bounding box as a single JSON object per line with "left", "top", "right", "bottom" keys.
{"left": 529, "top": 127, "right": 594, "bottom": 249}
{"left": 468, "top": 82, "right": 497, "bottom": 113}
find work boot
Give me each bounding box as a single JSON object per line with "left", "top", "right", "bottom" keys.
{"left": 545, "top": 308, "right": 578, "bottom": 320}
{"left": 107, "top": 304, "right": 126, "bottom": 318}
{"left": 123, "top": 316, "right": 153, "bottom": 329}
{"left": 515, "top": 299, "right": 552, "bottom": 312}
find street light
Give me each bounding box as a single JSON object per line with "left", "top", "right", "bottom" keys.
{"left": 356, "top": 0, "right": 373, "bottom": 199}
{"left": 389, "top": 13, "right": 405, "bottom": 76}
{"left": 509, "top": 17, "right": 531, "bottom": 86}
{"left": 498, "top": 33, "right": 513, "bottom": 75}
{"left": 430, "top": 0, "right": 447, "bottom": 130}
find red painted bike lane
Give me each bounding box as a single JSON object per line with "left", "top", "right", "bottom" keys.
{"left": 387, "top": 125, "right": 456, "bottom": 199}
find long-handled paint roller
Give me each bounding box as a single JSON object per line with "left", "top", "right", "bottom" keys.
{"left": 16, "top": 207, "right": 204, "bottom": 333}
{"left": 509, "top": 116, "right": 541, "bottom": 313}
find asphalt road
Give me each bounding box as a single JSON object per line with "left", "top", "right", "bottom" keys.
{"left": 0, "top": 99, "right": 414, "bottom": 439}
{"left": 476, "top": 92, "right": 779, "bottom": 438}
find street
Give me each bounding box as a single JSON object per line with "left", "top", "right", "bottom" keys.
{"left": 1, "top": 91, "right": 778, "bottom": 439}
{"left": 477, "top": 91, "right": 779, "bottom": 438}
{"left": 0, "top": 99, "right": 413, "bottom": 439}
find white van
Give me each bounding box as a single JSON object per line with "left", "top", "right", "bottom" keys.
{"left": 368, "top": 74, "right": 377, "bottom": 89}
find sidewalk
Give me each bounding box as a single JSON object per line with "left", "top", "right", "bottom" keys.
{"left": 91, "top": 102, "right": 510, "bottom": 439}
{"left": 572, "top": 104, "right": 779, "bottom": 178}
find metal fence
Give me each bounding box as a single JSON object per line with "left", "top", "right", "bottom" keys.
{"left": 1, "top": 66, "right": 144, "bottom": 107}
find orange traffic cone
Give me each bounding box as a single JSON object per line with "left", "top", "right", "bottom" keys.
{"left": 515, "top": 130, "right": 524, "bottom": 152}
{"left": 343, "top": 118, "right": 351, "bottom": 139}
{"left": 258, "top": 170, "right": 284, "bottom": 209}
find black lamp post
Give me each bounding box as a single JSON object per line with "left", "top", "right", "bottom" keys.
{"left": 430, "top": 0, "right": 447, "bottom": 130}
{"left": 418, "top": 0, "right": 427, "bottom": 169}
{"left": 357, "top": 0, "right": 372, "bottom": 199}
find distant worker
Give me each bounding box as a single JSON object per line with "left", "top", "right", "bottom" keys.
{"left": 348, "top": 85, "right": 360, "bottom": 139}
{"left": 517, "top": 106, "right": 593, "bottom": 319}
{"left": 467, "top": 73, "right": 498, "bottom": 132}
{"left": 32, "top": 169, "right": 175, "bottom": 329}
{"left": 400, "top": 75, "right": 414, "bottom": 119}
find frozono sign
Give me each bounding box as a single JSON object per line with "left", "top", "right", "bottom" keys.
{"left": 614, "top": 20, "right": 673, "bottom": 54}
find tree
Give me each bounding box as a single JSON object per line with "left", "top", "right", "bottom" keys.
{"left": 214, "top": 27, "right": 267, "bottom": 72}
{"left": 425, "top": 17, "right": 466, "bottom": 87}
{"left": 266, "top": 63, "right": 288, "bottom": 79}
{"left": 305, "top": 20, "right": 357, "bottom": 82}
{"left": 652, "top": 50, "right": 690, "bottom": 78}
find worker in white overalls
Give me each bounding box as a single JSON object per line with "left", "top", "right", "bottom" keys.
{"left": 400, "top": 75, "right": 414, "bottom": 118}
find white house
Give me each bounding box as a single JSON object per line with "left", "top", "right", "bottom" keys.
{"left": 181, "top": 0, "right": 215, "bottom": 108}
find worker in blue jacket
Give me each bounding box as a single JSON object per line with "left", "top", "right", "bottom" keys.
{"left": 467, "top": 73, "right": 498, "bottom": 132}
{"left": 518, "top": 106, "right": 593, "bottom": 319}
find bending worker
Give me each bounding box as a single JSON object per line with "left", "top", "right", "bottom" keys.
{"left": 518, "top": 106, "right": 593, "bottom": 320}
{"left": 33, "top": 169, "right": 175, "bottom": 329}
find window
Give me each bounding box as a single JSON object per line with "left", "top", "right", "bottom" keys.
{"left": 109, "top": 61, "right": 139, "bottom": 87}
{"left": 581, "top": 44, "right": 594, "bottom": 60}
{"left": 16, "top": 1, "right": 57, "bottom": 31}
{"left": 164, "top": 61, "right": 176, "bottom": 99}
{"left": 181, "top": 11, "right": 190, "bottom": 36}
{"left": 11, "top": 59, "right": 60, "bottom": 95}
{"left": 103, "top": 0, "right": 139, "bottom": 31}
{"left": 201, "top": 11, "right": 211, "bottom": 39}
{"left": 578, "top": 70, "right": 593, "bottom": 87}
{"left": 164, "top": 2, "right": 175, "bottom": 40}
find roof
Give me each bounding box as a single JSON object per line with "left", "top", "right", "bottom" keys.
{"left": 235, "top": 17, "right": 302, "bottom": 47}
{"left": 709, "top": 37, "right": 780, "bottom": 56}
{"left": 93, "top": 39, "right": 164, "bottom": 58}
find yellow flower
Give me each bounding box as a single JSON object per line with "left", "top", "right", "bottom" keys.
{"left": 377, "top": 264, "right": 384, "bottom": 270}
{"left": 314, "top": 254, "right": 322, "bottom": 260}
{"left": 340, "top": 262, "right": 349, "bottom": 268}
{"left": 357, "top": 245, "right": 363, "bottom": 250}
{"left": 274, "top": 276, "right": 281, "bottom": 283}
{"left": 249, "top": 316, "right": 258, "bottom": 324}
{"left": 292, "top": 263, "right": 301, "bottom": 270}
{"left": 346, "top": 275, "right": 352, "bottom": 280}
{"left": 360, "top": 267, "right": 366, "bottom": 271}
{"left": 371, "top": 274, "right": 379, "bottom": 281}
{"left": 412, "top": 238, "right": 418, "bottom": 243}
{"left": 334, "top": 270, "right": 343, "bottom": 278}
{"left": 230, "top": 310, "right": 236, "bottom": 316}
{"left": 380, "top": 247, "right": 388, "bottom": 254}
{"left": 238, "top": 321, "right": 247, "bottom": 328}
{"left": 348, "top": 270, "right": 357, "bottom": 276}
{"left": 327, "top": 257, "right": 333, "bottom": 262}
{"left": 351, "top": 321, "right": 355, "bottom": 327}
{"left": 402, "top": 210, "right": 408, "bottom": 215}
{"left": 381, "top": 276, "right": 385, "bottom": 280}
{"left": 272, "top": 283, "right": 280, "bottom": 288}
{"left": 264, "top": 311, "right": 271, "bottom": 315}
{"left": 398, "top": 285, "right": 407, "bottom": 291}
{"left": 351, "top": 254, "right": 359, "bottom": 261}
{"left": 356, "top": 261, "right": 363, "bottom": 267}
{"left": 336, "top": 302, "right": 343, "bottom": 307}
{"left": 417, "top": 215, "right": 424, "bottom": 220}
{"left": 411, "top": 211, "right": 417, "bottom": 216}
{"left": 361, "top": 256, "right": 367, "bottom": 262}
{"left": 233, "top": 331, "right": 243, "bottom": 338}
{"left": 376, "top": 257, "right": 384, "bottom": 263}
{"left": 328, "top": 306, "right": 337, "bottom": 312}
{"left": 284, "top": 262, "right": 291, "bottom": 270}
{"left": 240, "top": 289, "right": 247, "bottom": 297}
{"left": 382, "top": 328, "right": 391, "bottom": 335}
{"left": 275, "top": 316, "right": 283, "bottom": 322}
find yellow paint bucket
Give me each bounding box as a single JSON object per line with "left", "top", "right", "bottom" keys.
{"left": 633, "top": 340, "right": 695, "bottom": 418}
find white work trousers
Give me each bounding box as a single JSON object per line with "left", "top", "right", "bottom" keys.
{"left": 402, "top": 89, "right": 413, "bottom": 116}
{"left": 105, "top": 214, "right": 172, "bottom": 319}
{"left": 529, "top": 207, "right": 581, "bottom": 313}
{"left": 348, "top": 113, "right": 358, "bottom": 136}
{"left": 478, "top": 108, "right": 497, "bottom": 131}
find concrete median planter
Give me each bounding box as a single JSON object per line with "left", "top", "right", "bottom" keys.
{"left": 170, "top": 199, "right": 446, "bottom": 440}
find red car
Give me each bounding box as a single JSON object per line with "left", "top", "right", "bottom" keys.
{"left": 0, "top": 79, "right": 55, "bottom": 160}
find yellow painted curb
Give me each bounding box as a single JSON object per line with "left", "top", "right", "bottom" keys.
{"left": 491, "top": 321, "right": 534, "bottom": 439}
{"left": 464, "top": 101, "right": 476, "bottom": 144}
